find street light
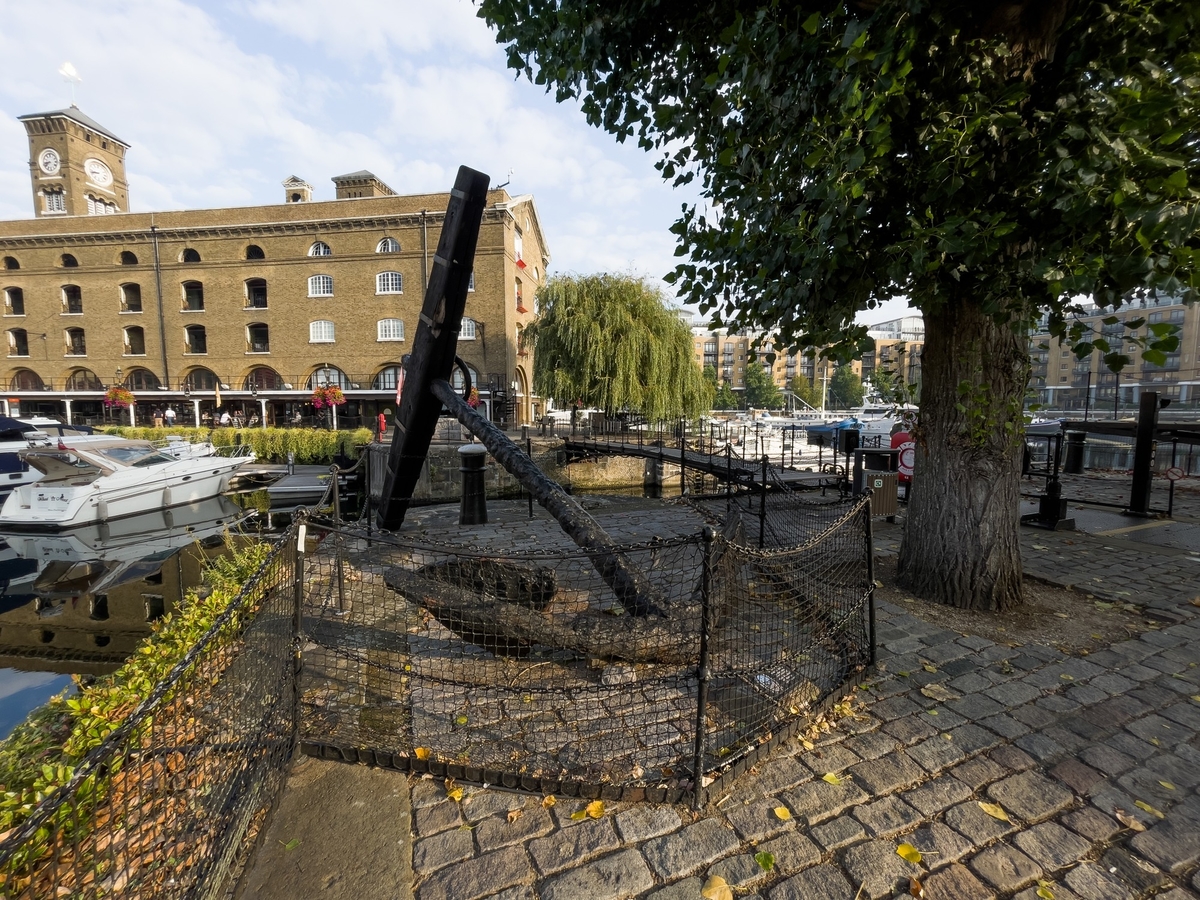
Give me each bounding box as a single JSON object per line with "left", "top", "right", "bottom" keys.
{"left": 114, "top": 366, "right": 123, "bottom": 387}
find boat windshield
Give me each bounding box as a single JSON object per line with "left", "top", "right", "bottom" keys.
{"left": 94, "top": 447, "right": 176, "bottom": 467}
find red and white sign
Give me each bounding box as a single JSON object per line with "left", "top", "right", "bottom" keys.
{"left": 892, "top": 431, "right": 915, "bottom": 482}
{"left": 1165, "top": 466, "right": 1185, "bottom": 482}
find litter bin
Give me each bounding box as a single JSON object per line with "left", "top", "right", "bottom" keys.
{"left": 866, "top": 472, "right": 899, "bottom": 517}
{"left": 852, "top": 447, "right": 900, "bottom": 495}
{"left": 1063, "top": 430, "right": 1086, "bottom": 474}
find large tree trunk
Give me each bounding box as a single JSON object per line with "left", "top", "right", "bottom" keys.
{"left": 896, "top": 294, "right": 1030, "bottom": 610}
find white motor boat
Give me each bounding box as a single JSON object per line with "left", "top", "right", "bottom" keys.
{"left": 0, "top": 438, "right": 255, "bottom": 531}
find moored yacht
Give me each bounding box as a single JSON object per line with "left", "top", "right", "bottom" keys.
{"left": 0, "top": 438, "right": 254, "bottom": 531}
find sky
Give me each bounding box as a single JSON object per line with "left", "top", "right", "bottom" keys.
{"left": 0, "top": 0, "right": 910, "bottom": 326}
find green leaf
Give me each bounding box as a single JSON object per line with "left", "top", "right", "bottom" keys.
{"left": 802, "top": 12, "right": 820, "bottom": 34}
{"left": 755, "top": 850, "right": 776, "bottom": 871}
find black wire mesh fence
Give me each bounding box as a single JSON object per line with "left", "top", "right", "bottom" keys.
{"left": 0, "top": 536, "right": 297, "bottom": 900}
{"left": 299, "top": 490, "right": 874, "bottom": 806}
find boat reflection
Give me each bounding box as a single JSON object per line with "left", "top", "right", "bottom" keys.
{"left": 0, "top": 496, "right": 255, "bottom": 676}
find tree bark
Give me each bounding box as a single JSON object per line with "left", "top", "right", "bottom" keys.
{"left": 896, "top": 294, "right": 1029, "bottom": 610}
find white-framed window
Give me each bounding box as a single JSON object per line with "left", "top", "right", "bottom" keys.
{"left": 309, "top": 320, "right": 335, "bottom": 343}
{"left": 44, "top": 189, "right": 65, "bottom": 213}
{"left": 377, "top": 237, "right": 400, "bottom": 253}
{"left": 308, "top": 274, "right": 333, "bottom": 297}
{"left": 514, "top": 225, "right": 524, "bottom": 261}
{"left": 460, "top": 318, "right": 476, "bottom": 340}
{"left": 309, "top": 241, "right": 332, "bottom": 257}
{"left": 376, "top": 271, "right": 403, "bottom": 294}
{"left": 468, "top": 271, "right": 475, "bottom": 291}
{"left": 377, "top": 318, "right": 405, "bottom": 341}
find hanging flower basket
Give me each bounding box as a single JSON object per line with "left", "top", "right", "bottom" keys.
{"left": 104, "top": 386, "right": 135, "bottom": 409}
{"left": 311, "top": 385, "right": 346, "bottom": 409}
{"left": 467, "top": 386, "right": 480, "bottom": 409}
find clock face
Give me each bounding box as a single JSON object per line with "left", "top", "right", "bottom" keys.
{"left": 84, "top": 158, "right": 113, "bottom": 187}
{"left": 38, "top": 148, "right": 60, "bottom": 175}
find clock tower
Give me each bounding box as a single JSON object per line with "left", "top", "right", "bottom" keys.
{"left": 18, "top": 106, "right": 130, "bottom": 218}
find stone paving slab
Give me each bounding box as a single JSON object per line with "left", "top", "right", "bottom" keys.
{"left": 243, "top": 498, "right": 1200, "bottom": 899}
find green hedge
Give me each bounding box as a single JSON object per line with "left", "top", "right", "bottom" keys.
{"left": 98, "top": 426, "right": 374, "bottom": 464}
{"left": 0, "top": 537, "right": 272, "bottom": 840}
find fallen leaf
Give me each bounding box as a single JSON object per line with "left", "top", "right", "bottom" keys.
{"left": 1114, "top": 809, "right": 1147, "bottom": 832}
{"left": 926, "top": 709, "right": 939, "bottom": 716}
{"left": 922, "top": 664, "right": 938, "bottom": 673}
{"left": 897, "top": 671, "right": 911, "bottom": 677}
{"left": 506, "top": 809, "right": 523, "bottom": 824}
{"left": 1192, "top": 695, "right": 1200, "bottom": 703}
{"left": 909, "top": 876, "right": 924, "bottom": 897}
{"left": 1036, "top": 882, "right": 1055, "bottom": 899}
{"left": 1060, "top": 674, "right": 1074, "bottom": 681}
{"left": 941, "top": 733, "right": 953, "bottom": 741}
{"left": 755, "top": 850, "right": 776, "bottom": 872}
{"left": 822, "top": 773, "right": 844, "bottom": 786}
{"left": 585, "top": 800, "right": 605, "bottom": 819}
{"left": 773, "top": 806, "right": 792, "bottom": 821}
{"left": 1054, "top": 613, "right": 1070, "bottom": 619}
{"left": 896, "top": 843, "right": 923, "bottom": 864}
{"left": 701, "top": 875, "right": 733, "bottom": 900}
{"left": 1134, "top": 800, "right": 1165, "bottom": 819}
{"left": 801, "top": 739, "right": 815, "bottom": 751}
{"left": 1149, "top": 737, "right": 1161, "bottom": 746}
{"left": 455, "top": 714, "right": 469, "bottom": 725}
{"left": 920, "top": 684, "right": 959, "bottom": 702}
{"left": 1158, "top": 781, "right": 1176, "bottom": 791}
{"left": 280, "top": 838, "right": 300, "bottom": 851}
{"left": 445, "top": 779, "right": 464, "bottom": 803}
{"left": 978, "top": 801, "right": 1010, "bottom": 822}
{"left": 570, "top": 810, "right": 587, "bottom": 821}
{"left": 414, "top": 747, "right": 431, "bottom": 761}
{"left": 542, "top": 795, "right": 556, "bottom": 808}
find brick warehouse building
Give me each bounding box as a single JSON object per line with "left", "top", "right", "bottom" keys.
{"left": 0, "top": 107, "right": 549, "bottom": 428}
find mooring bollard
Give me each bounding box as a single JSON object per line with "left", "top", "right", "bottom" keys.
{"left": 458, "top": 443, "right": 489, "bottom": 525}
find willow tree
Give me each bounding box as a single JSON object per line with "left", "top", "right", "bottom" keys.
{"left": 526, "top": 274, "right": 712, "bottom": 420}
{"left": 480, "top": 0, "right": 1199, "bottom": 610}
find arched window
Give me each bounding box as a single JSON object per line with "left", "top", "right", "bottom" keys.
{"left": 245, "top": 245, "right": 265, "bottom": 260}
{"left": 377, "top": 237, "right": 400, "bottom": 253}
{"left": 373, "top": 366, "right": 401, "bottom": 390}
{"left": 7, "top": 329, "right": 29, "bottom": 357}
{"left": 376, "top": 272, "right": 403, "bottom": 294}
{"left": 308, "top": 241, "right": 332, "bottom": 257}
{"left": 4, "top": 288, "right": 24, "bottom": 316}
{"left": 308, "top": 366, "right": 348, "bottom": 388}
{"left": 2, "top": 257, "right": 19, "bottom": 270}
{"left": 124, "top": 326, "right": 146, "bottom": 356}
{"left": 11, "top": 369, "right": 44, "bottom": 390}
{"left": 245, "top": 278, "right": 268, "bottom": 308}
{"left": 184, "top": 325, "right": 207, "bottom": 354}
{"left": 61, "top": 254, "right": 78, "bottom": 268}
{"left": 119, "top": 251, "right": 138, "bottom": 265}
{"left": 126, "top": 368, "right": 161, "bottom": 390}
{"left": 120, "top": 283, "right": 142, "bottom": 313}
{"left": 377, "top": 319, "right": 404, "bottom": 342}
{"left": 245, "top": 367, "right": 283, "bottom": 391}
{"left": 308, "top": 275, "right": 333, "bottom": 297}
{"left": 62, "top": 285, "right": 83, "bottom": 315}
{"left": 450, "top": 364, "right": 479, "bottom": 392}
{"left": 65, "top": 328, "right": 87, "bottom": 356}
{"left": 181, "top": 248, "right": 201, "bottom": 263}
{"left": 247, "top": 323, "right": 270, "bottom": 353}
{"left": 309, "top": 320, "right": 335, "bottom": 343}
{"left": 185, "top": 368, "right": 217, "bottom": 391}
{"left": 460, "top": 318, "right": 476, "bottom": 340}
{"left": 65, "top": 368, "right": 101, "bottom": 390}
{"left": 183, "top": 281, "right": 204, "bottom": 311}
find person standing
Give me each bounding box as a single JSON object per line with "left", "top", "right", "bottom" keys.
{"left": 164, "top": 406, "right": 176, "bottom": 427}
{"left": 153, "top": 408, "right": 164, "bottom": 428}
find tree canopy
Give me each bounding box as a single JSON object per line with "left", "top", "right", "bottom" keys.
{"left": 526, "top": 274, "right": 711, "bottom": 419}
{"left": 743, "top": 360, "right": 784, "bottom": 409}
{"left": 828, "top": 366, "right": 865, "bottom": 409}
{"left": 480, "top": 0, "right": 1200, "bottom": 610}
{"left": 704, "top": 365, "right": 740, "bottom": 410}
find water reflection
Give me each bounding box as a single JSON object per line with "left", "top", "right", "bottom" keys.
{"left": 0, "top": 496, "right": 255, "bottom": 739}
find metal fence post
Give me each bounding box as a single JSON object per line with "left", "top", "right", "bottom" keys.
{"left": 864, "top": 497, "right": 877, "bottom": 667}
{"left": 330, "top": 464, "right": 346, "bottom": 612}
{"left": 292, "top": 517, "right": 308, "bottom": 745}
{"left": 527, "top": 435, "right": 535, "bottom": 518}
{"left": 691, "top": 526, "right": 716, "bottom": 811}
{"left": 759, "top": 455, "right": 768, "bottom": 549}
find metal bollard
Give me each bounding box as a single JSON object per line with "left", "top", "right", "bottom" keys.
{"left": 1063, "top": 430, "right": 1086, "bottom": 475}
{"left": 458, "top": 444, "right": 489, "bottom": 525}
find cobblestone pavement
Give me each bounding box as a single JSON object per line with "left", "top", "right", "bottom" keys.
{"left": 399, "top": 509, "right": 1200, "bottom": 900}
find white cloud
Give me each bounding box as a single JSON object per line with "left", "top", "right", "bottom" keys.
{"left": 0, "top": 0, "right": 699, "bottom": 295}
